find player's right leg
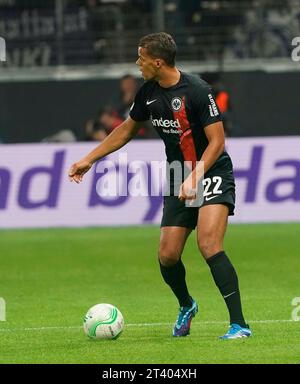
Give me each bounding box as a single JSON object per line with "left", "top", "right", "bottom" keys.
{"left": 159, "top": 196, "right": 199, "bottom": 337}
{"left": 159, "top": 226, "right": 198, "bottom": 337}
{"left": 159, "top": 225, "right": 192, "bottom": 303}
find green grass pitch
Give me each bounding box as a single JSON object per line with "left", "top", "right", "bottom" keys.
{"left": 0, "top": 224, "right": 299, "bottom": 364}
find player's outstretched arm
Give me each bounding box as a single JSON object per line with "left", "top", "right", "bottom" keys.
{"left": 68, "top": 117, "right": 141, "bottom": 183}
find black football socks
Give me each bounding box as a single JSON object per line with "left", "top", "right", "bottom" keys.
{"left": 206, "top": 251, "right": 247, "bottom": 328}
{"left": 159, "top": 259, "right": 193, "bottom": 308}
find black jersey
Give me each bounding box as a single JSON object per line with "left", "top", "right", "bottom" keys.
{"left": 130, "top": 71, "right": 231, "bottom": 169}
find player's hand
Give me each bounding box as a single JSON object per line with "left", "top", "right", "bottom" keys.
{"left": 178, "top": 177, "right": 197, "bottom": 203}
{"left": 68, "top": 158, "right": 93, "bottom": 183}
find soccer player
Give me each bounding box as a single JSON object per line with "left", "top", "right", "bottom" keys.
{"left": 68, "top": 32, "right": 251, "bottom": 340}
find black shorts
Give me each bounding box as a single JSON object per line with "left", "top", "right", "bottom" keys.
{"left": 161, "top": 158, "right": 235, "bottom": 229}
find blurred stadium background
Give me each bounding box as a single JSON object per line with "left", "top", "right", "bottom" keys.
{"left": 1, "top": 0, "right": 300, "bottom": 142}
{"left": 0, "top": 0, "right": 299, "bottom": 364}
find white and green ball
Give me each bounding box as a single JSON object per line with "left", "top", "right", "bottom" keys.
{"left": 83, "top": 303, "right": 124, "bottom": 339}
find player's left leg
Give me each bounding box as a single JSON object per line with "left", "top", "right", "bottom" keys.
{"left": 197, "top": 204, "right": 251, "bottom": 339}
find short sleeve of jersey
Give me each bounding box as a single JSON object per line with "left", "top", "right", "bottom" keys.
{"left": 192, "top": 83, "right": 222, "bottom": 128}
{"left": 129, "top": 84, "right": 150, "bottom": 122}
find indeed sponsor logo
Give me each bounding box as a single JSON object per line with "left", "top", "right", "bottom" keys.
{"left": 151, "top": 117, "right": 181, "bottom": 128}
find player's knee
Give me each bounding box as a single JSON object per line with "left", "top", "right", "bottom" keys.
{"left": 197, "top": 234, "right": 220, "bottom": 259}
{"left": 158, "top": 245, "right": 180, "bottom": 266}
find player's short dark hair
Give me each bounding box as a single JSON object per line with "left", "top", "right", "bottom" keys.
{"left": 139, "top": 32, "right": 177, "bottom": 67}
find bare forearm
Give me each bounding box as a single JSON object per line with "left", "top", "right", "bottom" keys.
{"left": 187, "top": 142, "right": 224, "bottom": 188}
{"left": 197, "top": 141, "right": 224, "bottom": 177}
{"left": 179, "top": 142, "right": 224, "bottom": 200}
{"left": 68, "top": 118, "right": 140, "bottom": 183}
{"left": 194, "top": 122, "right": 225, "bottom": 181}
{"left": 85, "top": 120, "right": 138, "bottom": 164}
{"left": 179, "top": 122, "right": 226, "bottom": 200}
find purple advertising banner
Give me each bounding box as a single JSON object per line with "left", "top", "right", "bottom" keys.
{"left": 0, "top": 137, "right": 299, "bottom": 228}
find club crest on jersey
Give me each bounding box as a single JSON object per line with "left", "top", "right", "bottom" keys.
{"left": 171, "top": 97, "right": 182, "bottom": 111}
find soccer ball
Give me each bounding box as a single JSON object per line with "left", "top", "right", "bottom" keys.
{"left": 83, "top": 303, "right": 124, "bottom": 340}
